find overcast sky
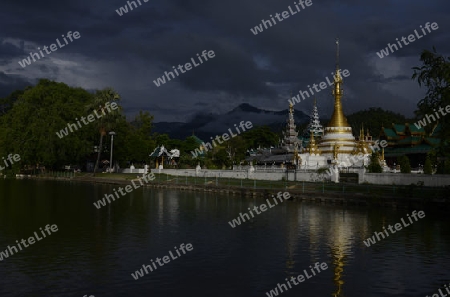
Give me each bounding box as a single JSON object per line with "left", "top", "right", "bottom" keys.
{"left": 1, "top": 0, "right": 449, "bottom": 122}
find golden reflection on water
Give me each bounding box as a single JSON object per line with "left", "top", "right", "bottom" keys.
{"left": 331, "top": 245, "right": 346, "bottom": 297}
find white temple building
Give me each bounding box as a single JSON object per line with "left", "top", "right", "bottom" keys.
{"left": 298, "top": 39, "right": 374, "bottom": 170}
{"left": 246, "top": 39, "right": 379, "bottom": 176}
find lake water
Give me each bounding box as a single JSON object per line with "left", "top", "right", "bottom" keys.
{"left": 0, "top": 179, "right": 449, "bottom": 297}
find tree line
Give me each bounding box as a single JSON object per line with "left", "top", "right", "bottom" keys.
{"left": 0, "top": 79, "right": 279, "bottom": 174}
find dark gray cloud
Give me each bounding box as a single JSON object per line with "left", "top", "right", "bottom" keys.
{"left": 0, "top": 0, "right": 449, "bottom": 122}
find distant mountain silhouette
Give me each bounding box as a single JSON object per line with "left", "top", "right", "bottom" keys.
{"left": 152, "top": 103, "right": 309, "bottom": 140}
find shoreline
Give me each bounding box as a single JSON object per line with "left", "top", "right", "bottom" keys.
{"left": 14, "top": 174, "right": 450, "bottom": 211}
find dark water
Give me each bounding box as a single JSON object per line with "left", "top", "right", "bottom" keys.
{"left": 0, "top": 179, "right": 449, "bottom": 297}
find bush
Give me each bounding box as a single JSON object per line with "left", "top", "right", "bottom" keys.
{"left": 424, "top": 155, "right": 433, "bottom": 174}
{"left": 367, "top": 152, "right": 383, "bottom": 173}
{"left": 397, "top": 155, "right": 411, "bottom": 173}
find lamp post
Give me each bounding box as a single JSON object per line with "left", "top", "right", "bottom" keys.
{"left": 109, "top": 131, "right": 116, "bottom": 173}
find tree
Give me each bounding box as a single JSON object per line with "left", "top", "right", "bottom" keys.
{"left": 367, "top": 152, "right": 383, "bottom": 173}
{"left": 241, "top": 125, "right": 278, "bottom": 149}
{"left": 346, "top": 107, "right": 409, "bottom": 138}
{"left": 424, "top": 154, "right": 433, "bottom": 174}
{"left": 412, "top": 48, "right": 450, "bottom": 170}
{"left": 0, "top": 79, "right": 94, "bottom": 169}
{"left": 0, "top": 89, "right": 26, "bottom": 116}
{"left": 123, "top": 111, "right": 155, "bottom": 164}
{"left": 397, "top": 155, "right": 411, "bottom": 173}
{"left": 88, "top": 88, "right": 122, "bottom": 175}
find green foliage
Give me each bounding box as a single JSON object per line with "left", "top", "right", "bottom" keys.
{"left": 88, "top": 88, "right": 122, "bottom": 174}
{"left": 397, "top": 155, "right": 411, "bottom": 173}
{"left": 412, "top": 48, "right": 450, "bottom": 164}
{"left": 0, "top": 80, "right": 140, "bottom": 172}
{"left": 367, "top": 152, "right": 383, "bottom": 173}
{"left": 317, "top": 167, "right": 329, "bottom": 174}
{"left": 0, "top": 89, "right": 26, "bottom": 116}
{"left": 9, "top": 79, "right": 415, "bottom": 173}
{"left": 346, "top": 107, "right": 408, "bottom": 138}
{"left": 241, "top": 125, "right": 278, "bottom": 148}
{"left": 0, "top": 79, "right": 95, "bottom": 169}
{"left": 120, "top": 111, "right": 154, "bottom": 164}
{"left": 424, "top": 155, "right": 433, "bottom": 174}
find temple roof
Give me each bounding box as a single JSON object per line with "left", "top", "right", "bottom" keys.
{"left": 392, "top": 124, "right": 406, "bottom": 135}
{"left": 191, "top": 135, "right": 204, "bottom": 145}
{"left": 384, "top": 144, "right": 434, "bottom": 157}
{"left": 407, "top": 124, "right": 426, "bottom": 135}
{"left": 397, "top": 136, "right": 423, "bottom": 145}
{"left": 381, "top": 128, "right": 400, "bottom": 139}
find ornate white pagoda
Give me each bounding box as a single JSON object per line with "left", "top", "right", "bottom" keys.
{"left": 299, "top": 39, "right": 372, "bottom": 169}
{"left": 281, "top": 103, "right": 302, "bottom": 152}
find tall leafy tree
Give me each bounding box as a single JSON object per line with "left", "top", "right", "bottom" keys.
{"left": 412, "top": 48, "right": 450, "bottom": 170}
{"left": 123, "top": 111, "right": 155, "bottom": 163}
{"left": 0, "top": 79, "right": 94, "bottom": 169}
{"left": 87, "top": 88, "right": 122, "bottom": 175}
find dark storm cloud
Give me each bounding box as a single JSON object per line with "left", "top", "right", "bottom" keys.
{"left": 0, "top": 0, "right": 449, "bottom": 120}
{"left": 0, "top": 72, "right": 32, "bottom": 97}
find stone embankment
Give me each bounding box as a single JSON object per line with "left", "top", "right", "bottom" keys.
{"left": 25, "top": 175, "right": 450, "bottom": 211}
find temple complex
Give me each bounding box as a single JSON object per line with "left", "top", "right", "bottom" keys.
{"left": 298, "top": 39, "right": 372, "bottom": 169}
{"left": 248, "top": 39, "right": 378, "bottom": 174}
{"left": 379, "top": 122, "right": 440, "bottom": 167}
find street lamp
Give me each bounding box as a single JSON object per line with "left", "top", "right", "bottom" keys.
{"left": 109, "top": 131, "right": 116, "bottom": 173}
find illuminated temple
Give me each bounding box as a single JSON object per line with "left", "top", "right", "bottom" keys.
{"left": 248, "top": 39, "right": 378, "bottom": 175}
{"left": 298, "top": 39, "right": 375, "bottom": 170}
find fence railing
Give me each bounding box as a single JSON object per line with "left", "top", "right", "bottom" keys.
{"left": 150, "top": 173, "right": 447, "bottom": 199}
{"left": 36, "top": 171, "right": 75, "bottom": 178}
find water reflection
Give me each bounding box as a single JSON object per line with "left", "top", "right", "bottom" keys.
{"left": 0, "top": 181, "right": 449, "bottom": 297}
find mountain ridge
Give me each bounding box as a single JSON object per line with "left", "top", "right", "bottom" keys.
{"left": 152, "top": 103, "right": 309, "bottom": 140}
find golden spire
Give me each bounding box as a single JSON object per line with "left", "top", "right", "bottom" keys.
{"left": 359, "top": 123, "right": 364, "bottom": 140}
{"left": 289, "top": 92, "right": 294, "bottom": 114}
{"left": 328, "top": 38, "right": 350, "bottom": 128}
{"left": 308, "top": 131, "right": 321, "bottom": 155}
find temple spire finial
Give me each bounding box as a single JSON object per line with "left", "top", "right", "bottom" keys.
{"left": 328, "top": 38, "right": 349, "bottom": 128}
{"left": 335, "top": 37, "right": 340, "bottom": 72}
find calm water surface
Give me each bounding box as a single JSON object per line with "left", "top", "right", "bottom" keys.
{"left": 0, "top": 179, "right": 449, "bottom": 297}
